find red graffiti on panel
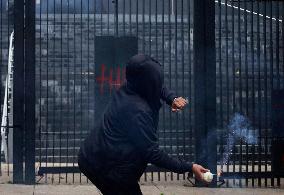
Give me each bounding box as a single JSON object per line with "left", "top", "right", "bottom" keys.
{"left": 96, "top": 64, "right": 126, "bottom": 95}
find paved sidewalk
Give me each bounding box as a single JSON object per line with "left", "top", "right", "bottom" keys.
{"left": 0, "top": 184, "right": 284, "bottom": 195}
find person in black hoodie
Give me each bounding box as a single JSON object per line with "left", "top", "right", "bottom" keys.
{"left": 78, "top": 54, "right": 209, "bottom": 195}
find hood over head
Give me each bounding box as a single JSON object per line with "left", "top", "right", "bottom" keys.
{"left": 126, "top": 54, "right": 163, "bottom": 111}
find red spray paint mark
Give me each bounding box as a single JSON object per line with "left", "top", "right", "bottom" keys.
{"left": 96, "top": 64, "right": 107, "bottom": 94}
{"left": 96, "top": 64, "right": 126, "bottom": 95}
{"left": 108, "top": 66, "right": 113, "bottom": 93}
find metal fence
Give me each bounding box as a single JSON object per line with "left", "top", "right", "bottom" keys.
{"left": 0, "top": 0, "right": 283, "bottom": 187}
{"left": 216, "top": 0, "right": 284, "bottom": 187}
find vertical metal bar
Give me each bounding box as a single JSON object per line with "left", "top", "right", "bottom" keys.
{"left": 149, "top": 0, "right": 152, "bottom": 57}
{"left": 250, "top": 0, "right": 255, "bottom": 188}
{"left": 187, "top": 0, "right": 192, "bottom": 181}
{"left": 174, "top": 0, "right": 179, "bottom": 181}
{"left": 45, "top": 0, "right": 49, "bottom": 183}
{"left": 244, "top": 0, "right": 249, "bottom": 187}
{"left": 107, "top": 0, "right": 110, "bottom": 35}
{"left": 87, "top": 0, "right": 90, "bottom": 183}
{"left": 156, "top": 0, "right": 162, "bottom": 175}
{"left": 256, "top": 0, "right": 262, "bottom": 187}
{"left": 129, "top": 0, "right": 132, "bottom": 35}
{"left": 66, "top": 0, "right": 70, "bottom": 184}
{"left": 72, "top": 0, "right": 76, "bottom": 183}
{"left": 155, "top": 0, "right": 159, "bottom": 181}
{"left": 217, "top": 0, "right": 223, "bottom": 177}
{"left": 52, "top": 0, "right": 56, "bottom": 183}
{"left": 80, "top": 0, "right": 83, "bottom": 183}
{"left": 237, "top": 0, "right": 243, "bottom": 187}
{"left": 282, "top": 6, "right": 284, "bottom": 186}
{"left": 25, "top": 0, "right": 36, "bottom": 185}
{"left": 217, "top": 1, "right": 226, "bottom": 186}
{"left": 39, "top": 0, "right": 43, "bottom": 177}
{"left": 168, "top": 0, "right": 173, "bottom": 181}
{"left": 225, "top": 0, "right": 230, "bottom": 179}
{"left": 59, "top": 0, "right": 63, "bottom": 184}
{"left": 149, "top": 0, "right": 153, "bottom": 181}
{"left": 100, "top": 0, "right": 103, "bottom": 35}
{"left": 269, "top": 1, "right": 273, "bottom": 187}
{"left": 93, "top": 0, "right": 97, "bottom": 183}
{"left": 225, "top": 0, "right": 229, "bottom": 121}
{"left": 237, "top": 1, "right": 242, "bottom": 112}
{"left": 181, "top": 0, "right": 185, "bottom": 181}
{"left": 136, "top": 0, "right": 138, "bottom": 38}
{"left": 155, "top": 0, "right": 158, "bottom": 59}
{"left": 142, "top": 0, "right": 145, "bottom": 53}
{"left": 280, "top": 4, "right": 284, "bottom": 187}
{"left": 244, "top": 1, "right": 248, "bottom": 116}
{"left": 194, "top": 0, "right": 217, "bottom": 187}
{"left": 263, "top": 1, "right": 268, "bottom": 187}
{"left": 115, "top": 0, "right": 118, "bottom": 36}
{"left": 94, "top": 0, "right": 97, "bottom": 40}
{"left": 231, "top": 1, "right": 235, "bottom": 115}
{"left": 143, "top": 0, "right": 147, "bottom": 182}
{"left": 282, "top": 3, "right": 284, "bottom": 91}
{"left": 276, "top": 2, "right": 280, "bottom": 90}
{"left": 162, "top": 0, "right": 167, "bottom": 182}
{"left": 13, "top": 0, "right": 25, "bottom": 184}
{"left": 231, "top": 0, "right": 236, "bottom": 186}
{"left": 123, "top": 0, "right": 125, "bottom": 35}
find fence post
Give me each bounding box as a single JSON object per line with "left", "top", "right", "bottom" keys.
{"left": 193, "top": 0, "right": 217, "bottom": 187}
{"left": 114, "top": 0, "right": 119, "bottom": 36}
{"left": 25, "top": 0, "right": 36, "bottom": 184}
{"left": 13, "top": 0, "right": 25, "bottom": 184}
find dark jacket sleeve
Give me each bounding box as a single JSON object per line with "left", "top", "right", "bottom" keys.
{"left": 160, "top": 85, "right": 177, "bottom": 106}
{"left": 127, "top": 111, "right": 192, "bottom": 174}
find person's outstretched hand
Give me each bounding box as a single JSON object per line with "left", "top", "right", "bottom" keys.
{"left": 172, "top": 97, "right": 188, "bottom": 112}
{"left": 192, "top": 164, "right": 209, "bottom": 182}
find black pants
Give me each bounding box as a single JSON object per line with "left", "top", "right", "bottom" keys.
{"left": 78, "top": 152, "right": 143, "bottom": 195}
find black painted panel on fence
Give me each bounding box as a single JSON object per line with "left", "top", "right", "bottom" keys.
{"left": 271, "top": 139, "right": 284, "bottom": 176}
{"left": 94, "top": 36, "right": 138, "bottom": 121}
{"left": 271, "top": 90, "right": 284, "bottom": 176}
{"left": 271, "top": 90, "right": 284, "bottom": 137}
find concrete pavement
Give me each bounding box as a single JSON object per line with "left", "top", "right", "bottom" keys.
{"left": 1, "top": 184, "right": 284, "bottom": 195}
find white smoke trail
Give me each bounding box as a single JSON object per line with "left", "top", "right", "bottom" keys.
{"left": 221, "top": 113, "right": 258, "bottom": 168}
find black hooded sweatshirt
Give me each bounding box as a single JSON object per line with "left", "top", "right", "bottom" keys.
{"left": 80, "top": 54, "right": 192, "bottom": 183}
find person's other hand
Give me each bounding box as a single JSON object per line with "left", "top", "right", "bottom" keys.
{"left": 172, "top": 97, "right": 188, "bottom": 112}
{"left": 191, "top": 164, "right": 209, "bottom": 182}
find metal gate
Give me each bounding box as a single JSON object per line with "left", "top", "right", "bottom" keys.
{"left": 216, "top": 0, "right": 284, "bottom": 187}
{"left": 0, "top": 0, "right": 283, "bottom": 187}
